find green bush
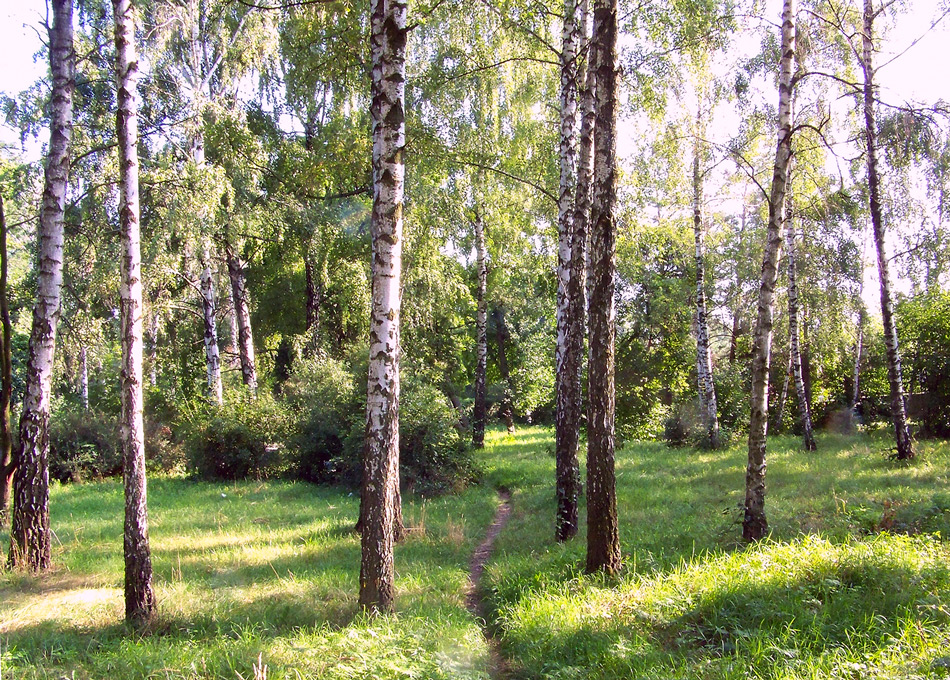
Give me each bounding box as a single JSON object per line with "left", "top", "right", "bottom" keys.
{"left": 49, "top": 409, "right": 121, "bottom": 483}
{"left": 283, "top": 358, "right": 360, "bottom": 483}
{"left": 399, "top": 379, "right": 478, "bottom": 492}
{"left": 145, "top": 418, "right": 186, "bottom": 473}
{"left": 898, "top": 291, "right": 950, "bottom": 437}
{"left": 185, "top": 395, "right": 293, "bottom": 480}
{"left": 337, "top": 377, "right": 478, "bottom": 493}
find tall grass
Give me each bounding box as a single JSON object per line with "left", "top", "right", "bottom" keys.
{"left": 482, "top": 429, "right": 950, "bottom": 679}
{"left": 2, "top": 428, "right": 948, "bottom": 679}
{"left": 1, "top": 478, "right": 499, "bottom": 679}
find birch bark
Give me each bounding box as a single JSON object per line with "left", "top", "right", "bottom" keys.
{"left": 79, "top": 346, "right": 89, "bottom": 410}
{"left": 115, "top": 0, "right": 156, "bottom": 625}
{"left": 9, "top": 0, "right": 73, "bottom": 571}
{"left": 226, "top": 242, "right": 258, "bottom": 397}
{"left": 200, "top": 250, "right": 224, "bottom": 406}
{"left": 785, "top": 213, "right": 816, "bottom": 450}
{"left": 692, "top": 133, "right": 720, "bottom": 449}
{"left": 360, "top": 0, "right": 407, "bottom": 614}
{"left": 555, "top": 0, "right": 583, "bottom": 541}
{"left": 743, "top": 0, "right": 795, "bottom": 543}
{"left": 861, "top": 0, "right": 913, "bottom": 460}
{"left": 0, "top": 197, "right": 12, "bottom": 518}
{"left": 586, "top": 0, "right": 621, "bottom": 575}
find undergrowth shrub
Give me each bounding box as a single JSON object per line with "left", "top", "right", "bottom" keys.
{"left": 49, "top": 408, "right": 121, "bottom": 482}
{"left": 145, "top": 418, "right": 185, "bottom": 473}
{"left": 283, "top": 358, "right": 360, "bottom": 483}
{"left": 398, "top": 380, "right": 477, "bottom": 492}
{"left": 337, "top": 377, "right": 478, "bottom": 493}
{"left": 186, "top": 395, "right": 293, "bottom": 480}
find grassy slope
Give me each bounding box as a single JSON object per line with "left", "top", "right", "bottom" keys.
{"left": 483, "top": 429, "right": 950, "bottom": 679}
{"left": 1, "top": 428, "right": 949, "bottom": 679}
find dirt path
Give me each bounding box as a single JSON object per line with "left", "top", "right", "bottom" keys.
{"left": 466, "top": 489, "right": 512, "bottom": 678}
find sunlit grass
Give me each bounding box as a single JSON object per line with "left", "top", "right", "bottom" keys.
{"left": 482, "top": 428, "right": 950, "bottom": 679}
{"left": 0, "top": 477, "right": 499, "bottom": 679}
{"left": 1, "top": 427, "right": 948, "bottom": 678}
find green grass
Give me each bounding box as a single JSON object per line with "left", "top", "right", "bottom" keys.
{"left": 1, "top": 478, "right": 500, "bottom": 679}
{"left": 2, "top": 428, "right": 949, "bottom": 679}
{"left": 483, "top": 429, "right": 950, "bottom": 679}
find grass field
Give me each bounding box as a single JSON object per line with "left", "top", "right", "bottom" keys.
{"left": 2, "top": 428, "right": 949, "bottom": 678}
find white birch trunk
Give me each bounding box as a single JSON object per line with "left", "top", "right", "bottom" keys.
{"left": 692, "top": 132, "right": 719, "bottom": 449}
{"left": 360, "top": 0, "right": 406, "bottom": 615}
{"left": 114, "top": 0, "right": 155, "bottom": 625}
{"left": 226, "top": 242, "right": 258, "bottom": 397}
{"left": 9, "top": 0, "right": 74, "bottom": 571}
{"left": 200, "top": 249, "right": 223, "bottom": 406}
{"left": 79, "top": 345, "right": 89, "bottom": 410}
{"left": 861, "top": 0, "right": 913, "bottom": 459}
{"left": 743, "top": 0, "right": 795, "bottom": 542}
{"left": 555, "top": 0, "right": 583, "bottom": 542}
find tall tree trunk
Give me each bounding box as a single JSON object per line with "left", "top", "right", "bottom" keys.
{"left": 227, "top": 293, "right": 239, "bottom": 368}
{"left": 226, "top": 241, "right": 257, "bottom": 397}
{"left": 555, "top": 0, "right": 585, "bottom": 543}
{"left": 200, "top": 250, "right": 223, "bottom": 406}
{"left": 493, "top": 306, "right": 516, "bottom": 434}
{"left": 693, "top": 131, "right": 720, "bottom": 449}
{"left": 9, "top": 0, "right": 73, "bottom": 571}
{"left": 729, "top": 310, "right": 740, "bottom": 364}
{"left": 360, "top": 0, "right": 407, "bottom": 615}
{"left": 304, "top": 255, "right": 321, "bottom": 352}
{"left": 115, "top": 0, "right": 155, "bottom": 626}
{"left": 586, "top": 0, "right": 621, "bottom": 575}
{"left": 79, "top": 345, "right": 89, "bottom": 410}
{"left": 852, "top": 306, "right": 865, "bottom": 410}
{"left": 0, "top": 197, "right": 13, "bottom": 518}
{"left": 775, "top": 352, "right": 792, "bottom": 431}
{"left": 473, "top": 211, "right": 488, "bottom": 448}
{"left": 861, "top": 0, "right": 913, "bottom": 459}
{"left": 743, "top": 0, "right": 795, "bottom": 543}
{"left": 785, "top": 214, "right": 816, "bottom": 450}
{"left": 558, "top": 0, "right": 594, "bottom": 542}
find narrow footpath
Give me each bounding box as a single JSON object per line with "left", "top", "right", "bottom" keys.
{"left": 466, "top": 489, "right": 513, "bottom": 679}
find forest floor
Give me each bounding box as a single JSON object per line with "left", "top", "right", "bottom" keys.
{"left": 1, "top": 427, "right": 950, "bottom": 678}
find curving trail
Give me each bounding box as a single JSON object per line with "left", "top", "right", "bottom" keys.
{"left": 466, "top": 489, "right": 512, "bottom": 678}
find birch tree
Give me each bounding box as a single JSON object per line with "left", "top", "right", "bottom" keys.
{"left": 114, "top": 0, "right": 156, "bottom": 625}
{"left": 147, "top": 0, "right": 270, "bottom": 401}
{"left": 555, "top": 0, "right": 583, "bottom": 542}
{"left": 0, "top": 196, "right": 12, "bottom": 518}
{"left": 860, "top": 0, "right": 913, "bottom": 460}
{"left": 785, "top": 207, "right": 816, "bottom": 450}
{"left": 200, "top": 250, "right": 224, "bottom": 405}
{"left": 586, "top": 0, "right": 621, "bottom": 575}
{"left": 9, "top": 0, "right": 74, "bottom": 571}
{"left": 743, "top": 0, "right": 796, "bottom": 543}
{"left": 692, "top": 121, "right": 720, "bottom": 449}
{"left": 226, "top": 241, "right": 258, "bottom": 396}
{"left": 360, "top": 0, "right": 407, "bottom": 614}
